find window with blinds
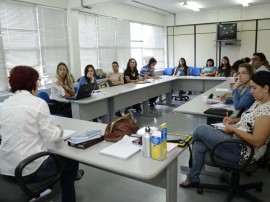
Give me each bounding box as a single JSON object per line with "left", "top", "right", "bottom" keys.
{"left": 78, "top": 14, "right": 98, "bottom": 75}
{"left": 0, "top": 1, "right": 39, "bottom": 77}
{"left": 0, "top": 0, "right": 69, "bottom": 91}
{"left": 130, "top": 23, "right": 165, "bottom": 70}
{"left": 78, "top": 12, "right": 131, "bottom": 74}
{"left": 37, "top": 6, "right": 70, "bottom": 79}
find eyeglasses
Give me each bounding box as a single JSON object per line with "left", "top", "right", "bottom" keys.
{"left": 252, "top": 58, "right": 261, "bottom": 61}
{"left": 237, "top": 72, "right": 249, "bottom": 76}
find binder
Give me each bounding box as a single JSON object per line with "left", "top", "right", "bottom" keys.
{"left": 68, "top": 136, "right": 104, "bottom": 150}
{"left": 204, "top": 108, "right": 233, "bottom": 116}
{"left": 167, "top": 135, "right": 192, "bottom": 147}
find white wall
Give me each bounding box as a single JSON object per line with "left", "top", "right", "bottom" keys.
{"left": 14, "top": 0, "right": 68, "bottom": 8}
{"left": 165, "top": 3, "right": 270, "bottom": 26}
{"left": 166, "top": 4, "right": 270, "bottom": 68}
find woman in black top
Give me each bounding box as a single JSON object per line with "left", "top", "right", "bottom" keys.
{"left": 124, "top": 58, "right": 140, "bottom": 83}
{"left": 124, "top": 58, "right": 142, "bottom": 112}
{"left": 216, "top": 56, "right": 231, "bottom": 77}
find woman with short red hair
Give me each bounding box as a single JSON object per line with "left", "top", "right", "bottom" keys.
{"left": 0, "top": 66, "right": 82, "bottom": 202}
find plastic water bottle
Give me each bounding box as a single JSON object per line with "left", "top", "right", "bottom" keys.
{"left": 142, "top": 127, "right": 151, "bottom": 158}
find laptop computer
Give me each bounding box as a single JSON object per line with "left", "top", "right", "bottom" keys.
{"left": 67, "top": 83, "right": 96, "bottom": 100}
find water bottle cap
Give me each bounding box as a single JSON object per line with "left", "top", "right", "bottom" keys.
{"left": 145, "top": 126, "right": 151, "bottom": 132}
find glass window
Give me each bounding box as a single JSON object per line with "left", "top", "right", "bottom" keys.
{"left": 0, "top": 0, "right": 69, "bottom": 91}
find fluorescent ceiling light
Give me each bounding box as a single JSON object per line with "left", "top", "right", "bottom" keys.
{"left": 181, "top": 1, "right": 200, "bottom": 12}
{"left": 239, "top": 0, "right": 251, "bottom": 7}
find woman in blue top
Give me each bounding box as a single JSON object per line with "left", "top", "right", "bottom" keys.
{"left": 78, "top": 64, "right": 97, "bottom": 91}
{"left": 200, "top": 58, "right": 217, "bottom": 77}
{"left": 173, "top": 58, "right": 190, "bottom": 76}
{"left": 173, "top": 58, "right": 190, "bottom": 99}
{"left": 140, "top": 58, "right": 160, "bottom": 106}
{"left": 232, "top": 63, "right": 255, "bottom": 111}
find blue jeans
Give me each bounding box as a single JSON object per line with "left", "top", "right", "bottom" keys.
{"left": 23, "top": 156, "right": 79, "bottom": 202}
{"left": 187, "top": 124, "right": 241, "bottom": 183}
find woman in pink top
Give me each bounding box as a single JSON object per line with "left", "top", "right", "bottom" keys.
{"left": 106, "top": 61, "right": 124, "bottom": 86}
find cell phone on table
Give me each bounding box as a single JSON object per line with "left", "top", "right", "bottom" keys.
{"left": 132, "top": 138, "right": 142, "bottom": 145}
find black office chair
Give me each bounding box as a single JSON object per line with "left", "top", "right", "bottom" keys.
{"left": 0, "top": 152, "right": 62, "bottom": 202}
{"left": 197, "top": 139, "right": 264, "bottom": 202}
{"left": 172, "top": 90, "right": 189, "bottom": 101}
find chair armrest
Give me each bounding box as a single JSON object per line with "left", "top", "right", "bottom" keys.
{"left": 15, "top": 152, "right": 62, "bottom": 198}
{"left": 210, "top": 139, "right": 254, "bottom": 170}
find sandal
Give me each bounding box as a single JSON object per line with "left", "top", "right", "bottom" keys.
{"left": 179, "top": 179, "right": 199, "bottom": 188}
{"left": 75, "top": 169, "right": 84, "bottom": 181}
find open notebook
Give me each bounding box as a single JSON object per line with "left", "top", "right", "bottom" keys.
{"left": 99, "top": 136, "right": 141, "bottom": 160}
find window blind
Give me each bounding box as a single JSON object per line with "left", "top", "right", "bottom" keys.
{"left": 0, "top": 1, "right": 39, "bottom": 68}
{"left": 98, "top": 16, "right": 116, "bottom": 71}
{"left": 78, "top": 13, "right": 131, "bottom": 74}
{"left": 78, "top": 13, "right": 98, "bottom": 75}
{"left": 130, "top": 22, "right": 165, "bottom": 70}
{"left": 37, "top": 6, "right": 70, "bottom": 76}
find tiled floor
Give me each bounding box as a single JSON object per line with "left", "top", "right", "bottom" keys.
{"left": 46, "top": 96, "right": 269, "bottom": 202}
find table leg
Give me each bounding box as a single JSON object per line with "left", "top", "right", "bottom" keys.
{"left": 166, "top": 158, "right": 177, "bottom": 202}
{"left": 142, "top": 100, "right": 149, "bottom": 115}
{"left": 165, "top": 92, "right": 172, "bottom": 105}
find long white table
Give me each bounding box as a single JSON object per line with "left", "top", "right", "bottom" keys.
{"left": 171, "top": 76, "right": 228, "bottom": 92}
{"left": 68, "top": 91, "right": 116, "bottom": 123}
{"left": 102, "top": 76, "right": 178, "bottom": 120}
{"left": 48, "top": 116, "right": 185, "bottom": 202}
{"left": 56, "top": 76, "right": 231, "bottom": 123}
{"left": 174, "top": 78, "right": 238, "bottom": 128}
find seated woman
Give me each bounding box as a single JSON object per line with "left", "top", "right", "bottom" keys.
{"left": 200, "top": 58, "right": 217, "bottom": 77}
{"left": 50, "top": 62, "right": 75, "bottom": 117}
{"left": 216, "top": 56, "right": 231, "bottom": 77}
{"left": 107, "top": 61, "right": 124, "bottom": 117}
{"left": 0, "top": 66, "right": 83, "bottom": 202}
{"left": 231, "top": 57, "right": 251, "bottom": 77}
{"left": 106, "top": 61, "right": 124, "bottom": 86}
{"left": 180, "top": 71, "right": 270, "bottom": 188}
{"left": 78, "top": 64, "right": 97, "bottom": 90}
{"left": 173, "top": 57, "right": 190, "bottom": 100}
{"left": 124, "top": 58, "right": 142, "bottom": 112}
{"left": 232, "top": 63, "right": 255, "bottom": 111}
{"left": 140, "top": 58, "right": 160, "bottom": 107}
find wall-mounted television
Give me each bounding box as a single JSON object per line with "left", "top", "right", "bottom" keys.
{"left": 217, "top": 23, "right": 237, "bottom": 40}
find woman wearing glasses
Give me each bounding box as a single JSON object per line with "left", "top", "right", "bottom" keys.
{"left": 232, "top": 63, "right": 255, "bottom": 111}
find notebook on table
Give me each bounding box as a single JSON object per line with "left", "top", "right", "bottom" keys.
{"left": 66, "top": 83, "right": 96, "bottom": 100}
{"left": 99, "top": 135, "right": 141, "bottom": 160}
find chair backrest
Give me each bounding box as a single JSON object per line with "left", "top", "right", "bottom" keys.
{"left": 0, "top": 152, "right": 61, "bottom": 202}
{"left": 163, "top": 67, "right": 174, "bottom": 76}
{"left": 190, "top": 68, "right": 201, "bottom": 76}
{"left": 74, "top": 86, "right": 78, "bottom": 93}
{"left": 37, "top": 91, "right": 50, "bottom": 103}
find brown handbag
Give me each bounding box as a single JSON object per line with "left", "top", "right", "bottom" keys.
{"left": 104, "top": 113, "right": 139, "bottom": 142}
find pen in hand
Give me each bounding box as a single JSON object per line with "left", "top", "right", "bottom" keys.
{"left": 224, "top": 112, "right": 229, "bottom": 125}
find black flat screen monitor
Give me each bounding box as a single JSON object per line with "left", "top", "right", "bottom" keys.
{"left": 217, "top": 23, "right": 237, "bottom": 40}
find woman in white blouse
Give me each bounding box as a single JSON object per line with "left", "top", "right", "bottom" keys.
{"left": 50, "top": 62, "right": 75, "bottom": 117}
{"left": 180, "top": 71, "right": 270, "bottom": 188}
{"left": 0, "top": 66, "right": 82, "bottom": 202}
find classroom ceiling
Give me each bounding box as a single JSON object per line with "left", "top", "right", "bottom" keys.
{"left": 84, "top": 0, "right": 270, "bottom": 15}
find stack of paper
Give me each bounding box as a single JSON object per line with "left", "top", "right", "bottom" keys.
{"left": 167, "top": 142, "right": 178, "bottom": 154}
{"left": 211, "top": 122, "right": 225, "bottom": 129}
{"left": 99, "top": 135, "right": 141, "bottom": 159}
